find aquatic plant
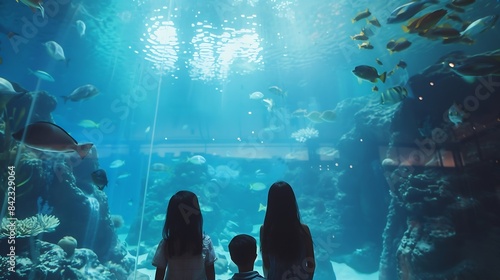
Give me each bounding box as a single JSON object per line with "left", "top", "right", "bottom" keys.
{"left": 0, "top": 214, "right": 60, "bottom": 238}
{"left": 291, "top": 127, "right": 319, "bottom": 143}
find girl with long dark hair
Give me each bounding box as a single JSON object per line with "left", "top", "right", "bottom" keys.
{"left": 153, "top": 190, "right": 216, "bottom": 280}
{"left": 260, "top": 181, "right": 315, "bottom": 279}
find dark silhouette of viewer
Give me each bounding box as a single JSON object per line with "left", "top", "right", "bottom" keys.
{"left": 228, "top": 234, "right": 265, "bottom": 280}
{"left": 152, "top": 190, "right": 217, "bottom": 280}
{"left": 260, "top": 181, "right": 315, "bottom": 279}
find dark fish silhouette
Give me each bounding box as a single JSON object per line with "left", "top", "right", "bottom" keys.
{"left": 387, "top": 0, "right": 439, "bottom": 24}
{"left": 91, "top": 169, "right": 108, "bottom": 190}
{"left": 12, "top": 121, "right": 93, "bottom": 159}
{"left": 61, "top": 84, "right": 99, "bottom": 103}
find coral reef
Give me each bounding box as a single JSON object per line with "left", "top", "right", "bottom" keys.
{"left": 0, "top": 240, "right": 135, "bottom": 280}
{"left": 0, "top": 214, "right": 60, "bottom": 238}
{"left": 291, "top": 127, "right": 319, "bottom": 142}
{"left": 58, "top": 236, "right": 78, "bottom": 258}
{"left": 0, "top": 88, "right": 130, "bottom": 278}
{"left": 379, "top": 53, "right": 500, "bottom": 280}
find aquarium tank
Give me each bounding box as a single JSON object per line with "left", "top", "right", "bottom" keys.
{"left": 1, "top": 0, "right": 500, "bottom": 279}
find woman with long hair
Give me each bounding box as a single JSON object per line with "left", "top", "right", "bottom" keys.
{"left": 153, "top": 190, "right": 216, "bottom": 280}
{"left": 260, "top": 181, "right": 315, "bottom": 279}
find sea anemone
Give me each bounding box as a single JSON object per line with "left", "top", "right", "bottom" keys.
{"left": 110, "top": 215, "right": 124, "bottom": 228}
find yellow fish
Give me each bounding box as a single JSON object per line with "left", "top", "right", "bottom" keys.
{"left": 16, "top": 0, "right": 44, "bottom": 18}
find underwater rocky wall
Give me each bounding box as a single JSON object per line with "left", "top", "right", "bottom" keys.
{"left": 0, "top": 89, "right": 133, "bottom": 279}
{"left": 379, "top": 53, "right": 500, "bottom": 280}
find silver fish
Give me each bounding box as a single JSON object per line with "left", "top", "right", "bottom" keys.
{"left": 61, "top": 84, "right": 99, "bottom": 103}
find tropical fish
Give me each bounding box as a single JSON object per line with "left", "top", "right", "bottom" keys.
{"left": 0, "top": 77, "right": 17, "bottom": 107}
{"left": 352, "top": 65, "right": 387, "bottom": 83}
{"left": 249, "top": 91, "right": 264, "bottom": 99}
{"left": 305, "top": 111, "right": 323, "bottom": 123}
{"left": 397, "top": 60, "right": 408, "bottom": 69}
{"left": 351, "top": 32, "right": 368, "bottom": 40}
{"left": 402, "top": 9, "right": 447, "bottom": 34}
{"left": 268, "top": 86, "right": 286, "bottom": 97}
{"left": 0, "top": 77, "right": 16, "bottom": 92}
{"left": 386, "top": 38, "right": 412, "bottom": 54}
{"left": 187, "top": 155, "right": 206, "bottom": 165}
{"left": 386, "top": 0, "right": 438, "bottom": 24}
{"left": 78, "top": 119, "right": 100, "bottom": 128}
{"left": 320, "top": 110, "right": 336, "bottom": 122}
{"left": 258, "top": 203, "right": 267, "bottom": 212}
{"left": 372, "top": 86, "right": 379, "bottom": 92}
{"left": 419, "top": 26, "right": 461, "bottom": 39}
{"left": 442, "top": 36, "right": 474, "bottom": 45}
{"left": 110, "top": 160, "right": 125, "bottom": 168}
{"left": 200, "top": 204, "right": 214, "bottom": 213}
{"left": 459, "top": 15, "right": 499, "bottom": 39}
{"left": 12, "top": 121, "right": 93, "bottom": 159}
{"left": 380, "top": 86, "right": 409, "bottom": 105}
{"left": 117, "top": 173, "right": 131, "bottom": 180}
{"left": 91, "top": 169, "right": 108, "bottom": 190}
{"left": 250, "top": 182, "right": 266, "bottom": 191}
{"left": 376, "top": 58, "right": 383, "bottom": 65}
{"left": 16, "top": 0, "right": 44, "bottom": 18}
{"left": 291, "top": 108, "right": 307, "bottom": 116}
{"left": 367, "top": 17, "right": 381, "bottom": 27}
{"left": 352, "top": 9, "right": 371, "bottom": 23}
{"left": 262, "top": 98, "right": 273, "bottom": 112}
{"left": 361, "top": 26, "right": 374, "bottom": 37}
{"left": 76, "top": 20, "right": 86, "bottom": 37}
{"left": 255, "top": 169, "right": 266, "bottom": 178}
{"left": 448, "top": 53, "right": 500, "bottom": 77}
{"left": 28, "top": 69, "right": 55, "bottom": 82}
{"left": 358, "top": 42, "right": 374, "bottom": 49}
{"left": 61, "top": 84, "right": 99, "bottom": 103}
{"left": 43, "top": 41, "right": 68, "bottom": 64}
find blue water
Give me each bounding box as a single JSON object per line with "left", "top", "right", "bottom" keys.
{"left": 1, "top": 0, "right": 500, "bottom": 279}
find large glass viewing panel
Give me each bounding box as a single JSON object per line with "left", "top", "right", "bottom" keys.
{"left": 1, "top": 0, "right": 500, "bottom": 279}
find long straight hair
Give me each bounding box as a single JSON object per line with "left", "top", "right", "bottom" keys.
{"left": 261, "top": 181, "right": 308, "bottom": 263}
{"left": 162, "top": 190, "right": 203, "bottom": 257}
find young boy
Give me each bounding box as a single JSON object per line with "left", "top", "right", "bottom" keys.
{"left": 228, "top": 234, "right": 265, "bottom": 280}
